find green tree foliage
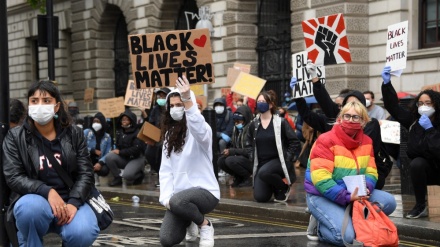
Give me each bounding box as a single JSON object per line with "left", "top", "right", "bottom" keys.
{"left": 27, "top": 0, "right": 46, "bottom": 14}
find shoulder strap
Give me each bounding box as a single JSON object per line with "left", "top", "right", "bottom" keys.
{"left": 225, "top": 109, "right": 230, "bottom": 123}
{"left": 342, "top": 202, "right": 364, "bottom": 247}
{"left": 33, "top": 136, "right": 74, "bottom": 188}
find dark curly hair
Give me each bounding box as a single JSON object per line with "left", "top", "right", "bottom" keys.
{"left": 27, "top": 80, "right": 72, "bottom": 128}
{"left": 9, "top": 98, "right": 26, "bottom": 126}
{"left": 160, "top": 92, "right": 188, "bottom": 158}
{"left": 409, "top": 89, "right": 440, "bottom": 126}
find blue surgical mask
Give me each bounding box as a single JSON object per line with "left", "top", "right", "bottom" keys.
{"left": 285, "top": 97, "right": 291, "bottom": 102}
{"left": 235, "top": 123, "right": 243, "bottom": 130}
{"left": 257, "top": 102, "right": 270, "bottom": 113}
{"left": 157, "top": 98, "right": 166, "bottom": 106}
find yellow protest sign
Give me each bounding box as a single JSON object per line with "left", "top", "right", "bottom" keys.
{"left": 231, "top": 72, "right": 266, "bottom": 100}
{"left": 97, "top": 97, "right": 125, "bottom": 118}
{"left": 124, "top": 80, "right": 155, "bottom": 109}
{"left": 84, "top": 88, "right": 94, "bottom": 103}
{"left": 191, "top": 84, "right": 205, "bottom": 96}
{"left": 128, "top": 28, "right": 214, "bottom": 89}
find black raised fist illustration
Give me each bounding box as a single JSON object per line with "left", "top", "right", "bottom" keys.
{"left": 315, "top": 26, "right": 338, "bottom": 65}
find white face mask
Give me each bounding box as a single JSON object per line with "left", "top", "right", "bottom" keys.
{"left": 170, "top": 106, "right": 185, "bottom": 121}
{"left": 76, "top": 124, "right": 83, "bottom": 129}
{"left": 92, "top": 123, "right": 102, "bottom": 131}
{"left": 365, "top": 100, "right": 371, "bottom": 108}
{"left": 418, "top": 105, "right": 435, "bottom": 117}
{"left": 28, "top": 104, "right": 56, "bottom": 125}
{"left": 215, "top": 106, "right": 225, "bottom": 114}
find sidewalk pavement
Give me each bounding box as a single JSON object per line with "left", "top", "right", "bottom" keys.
{"left": 97, "top": 165, "right": 440, "bottom": 242}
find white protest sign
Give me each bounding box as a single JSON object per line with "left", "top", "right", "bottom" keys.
{"left": 386, "top": 21, "right": 408, "bottom": 76}
{"left": 291, "top": 51, "right": 325, "bottom": 99}
{"left": 124, "top": 80, "right": 155, "bottom": 109}
{"left": 380, "top": 120, "right": 400, "bottom": 144}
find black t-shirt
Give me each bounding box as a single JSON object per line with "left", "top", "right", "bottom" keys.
{"left": 255, "top": 118, "right": 278, "bottom": 166}
{"left": 36, "top": 131, "right": 69, "bottom": 201}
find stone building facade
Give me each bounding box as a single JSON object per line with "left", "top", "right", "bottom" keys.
{"left": 6, "top": 0, "right": 440, "bottom": 114}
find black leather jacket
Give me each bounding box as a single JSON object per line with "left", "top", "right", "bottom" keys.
{"left": 2, "top": 123, "right": 93, "bottom": 222}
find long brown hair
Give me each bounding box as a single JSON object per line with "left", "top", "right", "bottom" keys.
{"left": 160, "top": 92, "right": 188, "bottom": 158}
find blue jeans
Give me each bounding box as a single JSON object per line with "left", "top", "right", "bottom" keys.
{"left": 14, "top": 194, "right": 99, "bottom": 247}
{"left": 306, "top": 190, "right": 396, "bottom": 246}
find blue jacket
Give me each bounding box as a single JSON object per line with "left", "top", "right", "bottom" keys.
{"left": 84, "top": 128, "right": 112, "bottom": 163}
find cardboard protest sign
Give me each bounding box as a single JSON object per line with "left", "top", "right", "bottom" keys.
{"left": 190, "top": 84, "right": 205, "bottom": 96}
{"left": 137, "top": 121, "right": 161, "bottom": 145}
{"left": 97, "top": 97, "right": 125, "bottom": 118}
{"left": 128, "top": 28, "right": 214, "bottom": 89}
{"left": 302, "top": 13, "right": 351, "bottom": 66}
{"left": 124, "top": 80, "right": 154, "bottom": 109}
{"left": 231, "top": 72, "right": 266, "bottom": 100}
{"left": 422, "top": 83, "right": 440, "bottom": 92}
{"left": 227, "top": 63, "right": 251, "bottom": 86}
{"left": 84, "top": 88, "right": 94, "bottom": 103}
{"left": 291, "top": 51, "right": 326, "bottom": 98}
{"left": 380, "top": 120, "right": 400, "bottom": 144}
{"left": 386, "top": 21, "right": 408, "bottom": 75}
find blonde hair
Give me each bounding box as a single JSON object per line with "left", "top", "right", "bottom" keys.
{"left": 337, "top": 101, "right": 370, "bottom": 124}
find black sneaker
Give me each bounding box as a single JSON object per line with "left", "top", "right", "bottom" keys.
{"left": 238, "top": 177, "right": 252, "bottom": 187}
{"left": 133, "top": 172, "right": 145, "bottom": 185}
{"left": 405, "top": 203, "right": 428, "bottom": 219}
{"left": 274, "top": 186, "right": 291, "bottom": 202}
{"left": 108, "top": 176, "right": 122, "bottom": 187}
{"left": 231, "top": 177, "right": 243, "bottom": 188}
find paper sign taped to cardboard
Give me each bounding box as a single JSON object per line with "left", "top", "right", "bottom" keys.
{"left": 128, "top": 28, "right": 214, "bottom": 89}
{"left": 227, "top": 63, "right": 251, "bottom": 86}
{"left": 231, "top": 72, "right": 266, "bottom": 100}
{"left": 97, "top": 97, "right": 125, "bottom": 118}
{"left": 84, "top": 88, "right": 94, "bottom": 103}
{"left": 137, "top": 121, "right": 161, "bottom": 145}
{"left": 291, "top": 51, "right": 326, "bottom": 99}
{"left": 386, "top": 21, "right": 408, "bottom": 74}
{"left": 124, "top": 80, "right": 154, "bottom": 109}
{"left": 380, "top": 120, "right": 400, "bottom": 144}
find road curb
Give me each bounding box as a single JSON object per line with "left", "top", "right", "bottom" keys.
{"left": 100, "top": 188, "right": 440, "bottom": 243}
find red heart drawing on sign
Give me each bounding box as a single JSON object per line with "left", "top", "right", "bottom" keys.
{"left": 194, "top": 35, "right": 207, "bottom": 47}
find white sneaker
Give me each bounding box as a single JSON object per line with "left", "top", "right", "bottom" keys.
{"left": 94, "top": 173, "right": 100, "bottom": 186}
{"left": 185, "top": 222, "right": 198, "bottom": 242}
{"left": 306, "top": 215, "right": 319, "bottom": 241}
{"left": 199, "top": 220, "right": 214, "bottom": 247}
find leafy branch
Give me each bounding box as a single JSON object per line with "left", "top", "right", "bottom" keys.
{"left": 27, "top": 0, "right": 46, "bottom": 14}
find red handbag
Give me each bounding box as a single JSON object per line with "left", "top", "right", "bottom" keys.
{"left": 342, "top": 199, "right": 399, "bottom": 247}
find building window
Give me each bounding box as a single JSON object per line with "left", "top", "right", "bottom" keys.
{"left": 421, "top": 0, "right": 440, "bottom": 48}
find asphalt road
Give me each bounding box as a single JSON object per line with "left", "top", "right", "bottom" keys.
{"left": 42, "top": 201, "right": 440, "bottom": 247}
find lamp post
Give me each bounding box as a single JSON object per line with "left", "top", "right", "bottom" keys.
{"left": 0, "top": 0, "right": 10, "bottom": 245}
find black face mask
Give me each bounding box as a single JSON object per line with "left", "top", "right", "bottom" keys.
{"left": 279, "top": 113, "right": 285, "bottom": 117}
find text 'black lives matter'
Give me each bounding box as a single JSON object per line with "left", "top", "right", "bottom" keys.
{"left": 128, "top": 29, "right": 214, "bottom": 88}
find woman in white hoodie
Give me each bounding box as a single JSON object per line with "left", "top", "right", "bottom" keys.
{"left": 159, "top": 76, "right": 220, "bottom": 247}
